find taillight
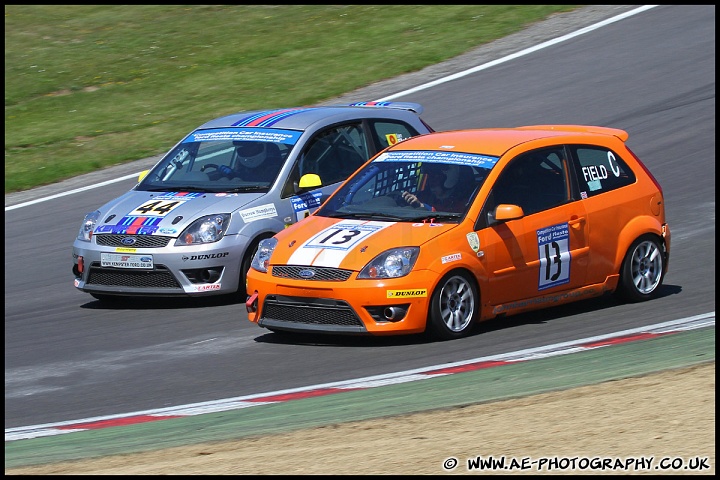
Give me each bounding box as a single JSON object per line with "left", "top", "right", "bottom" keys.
{"left": 627, "top": 147, "right": 663, "bottom": 196}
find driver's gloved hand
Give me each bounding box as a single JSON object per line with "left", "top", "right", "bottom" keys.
{"left": 219, "top": 165, "right": 234, "bottom": 178}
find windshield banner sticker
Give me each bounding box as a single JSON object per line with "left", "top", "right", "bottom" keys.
{"left": 185, "top": 128, "right": 302, "bottom": 145}
{"left": 374, "top": 150, "right": 499, "bottom": 168}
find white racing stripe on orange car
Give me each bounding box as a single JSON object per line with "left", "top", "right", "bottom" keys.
{"left": 288, "top": 219, "right": 395, "bottom": 267}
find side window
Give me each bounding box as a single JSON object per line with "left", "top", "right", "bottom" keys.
{"left": 370, "top": 120, "right": 419, "bottom": 149}
{"left": 570, "top": 146, "right": 636, "bottom": 198}
{"left": 298, "top": 123, "right": 368, "bottom": 186}
{"left": 484, "top": 148, "right": 569, "bottom": 223}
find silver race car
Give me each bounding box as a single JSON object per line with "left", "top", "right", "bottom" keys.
{"left": 72, "top": 102, "right": 433, "bottom": 302}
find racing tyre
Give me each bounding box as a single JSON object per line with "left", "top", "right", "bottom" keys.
{"left": 617, "top": 234, "right": 665, "bottom": 303}
{"left": 234, "top": 235, "right": 273, "bottom": 303}
{"left": 426, "top": 270, "right": 479, "bottom": 341}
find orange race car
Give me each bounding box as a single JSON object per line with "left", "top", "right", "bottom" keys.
{"left": 245, "top": 126, "right": 670, "bottom": 340}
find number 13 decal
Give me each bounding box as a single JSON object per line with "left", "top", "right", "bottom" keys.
{"left": 305, "top": 221, "right": 393, "bottom": 251}
{"left": 544, "top": 241, "right": 562, "bottom": 282}
{"left": 537, "top": 223, "right": 571, "bottom": 290}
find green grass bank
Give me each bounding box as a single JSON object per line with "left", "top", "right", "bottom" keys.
{"left": 5, "top": 5, "right": 576, "bottom": 193}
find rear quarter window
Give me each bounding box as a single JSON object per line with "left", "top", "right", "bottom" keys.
{"left": 570, "top": 146, "right": 636, "bottom": 198}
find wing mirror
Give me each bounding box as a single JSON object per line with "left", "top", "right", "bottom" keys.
{"left": 494, "top": 204, "right": 524, "bottom": 222}
{"left": 298, "top": 173, "right": 322, "bottom": 189}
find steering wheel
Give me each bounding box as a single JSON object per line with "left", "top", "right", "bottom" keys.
{"left": 201, "top": 163, "right": 236, "bottom": 180}
{"left": 388, "top": 191, "right": 409, "bottom": 207}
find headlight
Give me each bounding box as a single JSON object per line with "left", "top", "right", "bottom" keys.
{"left": 358, "top": 247, "right": 419, "bottom": 279}
{"left": 251, "top": 237, "right": 277, "bottom": 273}
{"left": 175, "top": 214, "right": 231, "bottom": 245}
{"left": 77, "top": 210, "right": 101, "bottom": 241}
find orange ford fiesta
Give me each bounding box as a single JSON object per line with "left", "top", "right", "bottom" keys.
{"left": 245, "top": 126, "right": 670, "bottom": 340}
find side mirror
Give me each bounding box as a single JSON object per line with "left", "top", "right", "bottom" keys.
{"left": 138, "top": 170, "right": 149, "bottom": 182}
{"left": 494, "top": 204, "right": 524, "bottom": 222}
{"left": 298, "top": 173, "right": 322, "bottom": 189}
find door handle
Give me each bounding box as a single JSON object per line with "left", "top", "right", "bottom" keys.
{"left": 568, "top": 216, "right": 586, "bottom": 229}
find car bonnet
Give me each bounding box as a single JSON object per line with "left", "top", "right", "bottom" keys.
{"left": 92, "top": 190, "right": 264, "bottom": 237}
{"left": 270, "top": 215, "right": 457, "bottom": 271}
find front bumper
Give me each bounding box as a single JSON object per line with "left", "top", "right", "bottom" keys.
{"left": 72, "top": 234, "right": 245, "bottom": 297}
{"left": 246, "top": 266, "right": 440, "bottom": 336}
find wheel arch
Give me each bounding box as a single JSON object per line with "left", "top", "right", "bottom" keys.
{"left": 614, "top": 216, "right": 666, "bottom": 274}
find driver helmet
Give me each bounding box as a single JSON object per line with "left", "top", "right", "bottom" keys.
{"left": 424, "top": 163, "right": 460, "bottom": 189}
{"left": 235, "top": 141, "right": 265, "bottom": 169}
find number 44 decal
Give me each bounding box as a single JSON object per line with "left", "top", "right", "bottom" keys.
{"left": 537, "top": 223, "right": 571, "bottom": 290}
{"left": 130, "top": 200, "right": 186, "bottom": 217}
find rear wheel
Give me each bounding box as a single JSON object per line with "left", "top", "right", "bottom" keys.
{"left": 617, "top": 234, "right": 665, "bottom": 302}
{"left": 426, "top": 270, "right": 479, "bottom": 341}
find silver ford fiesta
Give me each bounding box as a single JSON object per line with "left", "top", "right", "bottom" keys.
{"left": 72, "top": 102, "right": 433, "bottom": 303}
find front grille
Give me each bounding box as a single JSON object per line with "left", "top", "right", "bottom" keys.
{"left": 261, "top": 295, "right": 363, "bottom": 327}
{"left": 86, "top": 263, "right": 181, "bottom": 289}
{"left": 95, "top": 234, "right": 171, "bottom": 248}
{"left": 271, "top": 265, "right": 352, "bottom": 281}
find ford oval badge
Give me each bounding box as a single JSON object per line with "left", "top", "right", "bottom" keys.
{"left": 121, "top": 237, "right": 137, "bottom": 246}
{"left": 299, "top": 269, "right": 315, "bottom": 279}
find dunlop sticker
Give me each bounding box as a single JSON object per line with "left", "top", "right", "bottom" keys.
{"left": 387, "top": 289, "right": 427, "bottom": 298}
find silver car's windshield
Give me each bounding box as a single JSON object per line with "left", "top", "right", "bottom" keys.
{"left": 138, "top": 127, "right": 301, "bottom": 193}
{"left": 316, "top": 150, "right": 500, "bottom": 222}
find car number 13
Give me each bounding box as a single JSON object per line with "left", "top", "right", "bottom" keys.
{"left": 305, "top": 221, "right": 392, "bottom": 251}
{"left": 537, "top": 222, "right": 571, "bottom": 290}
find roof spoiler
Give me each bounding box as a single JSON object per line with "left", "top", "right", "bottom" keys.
{"left": 336, "top": 101, "right": 424, "bottom": 115}
{"left": 516, "top": 124, "right": 629, "bottom": 142}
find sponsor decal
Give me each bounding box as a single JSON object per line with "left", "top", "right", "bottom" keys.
{"left": 291, "top": 192, "right": 323, "bottom": 221}
{"left": 374, "top": 150, "right": 499, "bottom": 169}
{"left": 158, "top": 228, "right": 177, "bottom": 235}
{"left": 153, "top": 192, "right": 204, "bottom": 200}
{"left": 186, "top": 127, "right": 302, "bottom": 144}
{"left": 537, "top": 222, "right": 571, "bottom": 290}
{"left": 386, "top": 133, "right": 399, "bottom": 145}
{"left": 115, "top": 247, "right": 137, "bottom": 253}
{"left": 441, "top": 253, "right": 462, "bottom": 264}
{"left": 387, "top": 289, "right": 427, "bottom": 298}
{"left": 196, "top": 284, "right": 221, "bottom": 292}
{"left": 182, "top": 252, "right": 229, "bottom": 261}
{"left": 101, "top": 253, "right": 153, "bottom": 269}
{"left": 466, "top": 232, "right": 480, "bottom": 252}
{"left": 95, "top": 216, "right": 163, "bottom": 235}
{"left": 239, "top": 203, "right": 278, "bottom": 223}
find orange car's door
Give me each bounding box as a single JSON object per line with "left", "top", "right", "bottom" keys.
{"left": 478, "top": 202, "right": 589, "bottom": 306}
{"left": 477, "top": 148, "right": 590, "bottom": 306}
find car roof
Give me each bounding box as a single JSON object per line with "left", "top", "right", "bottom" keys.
{"left": 196, "top": 102, "right": 425, "bottom": 130}
{"left": 391, "top": 125, "right": 629, "bottom": 157}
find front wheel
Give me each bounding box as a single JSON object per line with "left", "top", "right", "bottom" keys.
{"left": 616, "top": 234, "right": 665, "bottom": 303}
{"left": 426, "top": 270, "right": 479, "bottom": 341}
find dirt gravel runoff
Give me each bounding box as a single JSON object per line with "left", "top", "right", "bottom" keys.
{"left": 6, "top": 362, "right": 714, "bottom": 475}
